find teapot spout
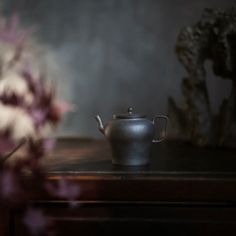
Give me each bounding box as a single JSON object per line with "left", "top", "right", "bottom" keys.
{"left": 95, "top": 115, "right": 105, "bottom": 135}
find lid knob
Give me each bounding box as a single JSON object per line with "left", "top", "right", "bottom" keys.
{"left": 113, "top": 107, "right": 145, "bottom": 119}
{"left": 128, "top": 107, "right": 133, "bottom": 115}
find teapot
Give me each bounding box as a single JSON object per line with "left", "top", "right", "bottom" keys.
{"left": 95, "top": 107, "right": 168, "bottom": 166}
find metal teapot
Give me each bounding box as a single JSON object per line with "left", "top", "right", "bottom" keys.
{"left": 95, "top": 107, "right": 168, "bottom": 166}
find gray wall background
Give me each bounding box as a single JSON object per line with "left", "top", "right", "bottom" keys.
{"left": 1, "top": 0, "right": 235, "bottom": 138}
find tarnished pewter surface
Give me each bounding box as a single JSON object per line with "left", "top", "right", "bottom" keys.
{"left": 95, "top": 108, "right": 168, "bottom": 166}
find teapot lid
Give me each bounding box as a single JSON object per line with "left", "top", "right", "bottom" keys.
{"left": 113, "top": 107, "right": 146, "bottom": 119}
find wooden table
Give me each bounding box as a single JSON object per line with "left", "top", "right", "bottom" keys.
{"left": 6, "top": 138, "right": 236, "bottom": 235}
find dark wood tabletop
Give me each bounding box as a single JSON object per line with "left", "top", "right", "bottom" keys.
{"left": 38, "top": 138, "right": 236, "bottom": 203}
{"left": 8, "top": 138, "right": 236, "bottom": 236}
{"left": 45, "top": 138, "right": 236, "bottom": 176}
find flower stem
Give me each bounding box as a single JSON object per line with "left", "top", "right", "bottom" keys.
{"left": 0, "top": 139, "right": 26, "bottom": 165}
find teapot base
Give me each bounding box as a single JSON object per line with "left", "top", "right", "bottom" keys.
{"left": 111, "top": 159, "right": 150, "bottom": 166}
{"left": 110, "top": 141, "right": 152, "bottom": 166}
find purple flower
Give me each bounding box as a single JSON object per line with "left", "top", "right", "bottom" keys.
{"left": 42, "top": 139, "right": 56, "bottom": 152}
{"left": 23, "top": 208, "right": 48, "bottom": 236}
{"left": 0, "top": 169, "right": 21, "bottom": 201}
{"left": 45, "top": 178, "right": 80, "bottom": 207}
{"left": 30, "top": 109, "right": 47, "bottom": 126}
{"left": 0, "top": 135, "right": 16, "bottom": 156}
{"left": 0, "top": 14, "right": 33, "bottom": 46}
{"left": 0, "top": 14, "right": 74, "bottom": 234}
{"left": 0, "top": 92, "right": 25, "bottom": 107}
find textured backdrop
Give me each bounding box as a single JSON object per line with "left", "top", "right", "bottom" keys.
{"left": 1, "top": 0, "right": 235, "bottom": 137}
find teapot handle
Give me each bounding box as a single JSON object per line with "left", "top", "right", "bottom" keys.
{"left": 152, "top": 115, "right": 168, "bottom": 143}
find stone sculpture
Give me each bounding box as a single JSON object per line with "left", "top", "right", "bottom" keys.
{"left": 169, "top": 8, "right": 236, "bottom": 148}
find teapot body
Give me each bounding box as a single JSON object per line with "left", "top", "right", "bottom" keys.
{"left": 95, "top": 108, "right": 168, "bottom": 166}
{"left": 104, "top": 118, "right": 154, "bottom": 166}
